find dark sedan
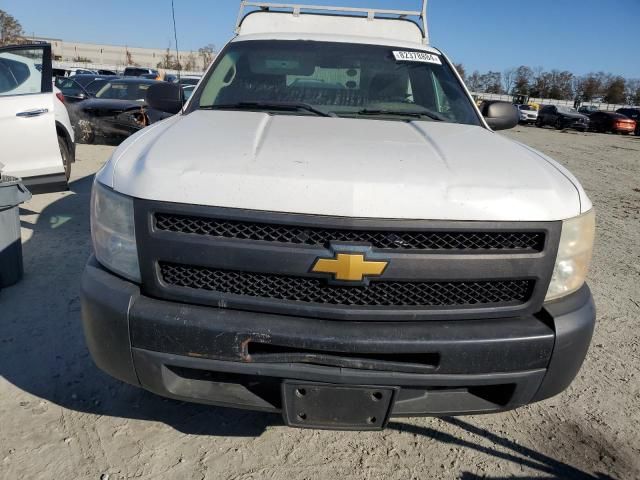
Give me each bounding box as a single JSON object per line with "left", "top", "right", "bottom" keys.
{"left": 616, "top": 107, "right": 640, "bottom": 135}
{"left": 536, "top": 105, "right": 589, "bottom": 132}
{"left": 71, "top": 78, "right": 171, "bottom": 144}
{"left": 588, "top": 111, "right": 636, "bottom": 135}
{"left": 55, "top": 74, "right": 117, "bottom": 104}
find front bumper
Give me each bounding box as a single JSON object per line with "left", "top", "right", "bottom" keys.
{"left": 519, "top": 115, "right": 537, "bottom": 124}
{"left": 563, "top": 119, "right": 589, "bottom": 130}
{"left": 81, "top": 256, "right": 595, "bottom": 421}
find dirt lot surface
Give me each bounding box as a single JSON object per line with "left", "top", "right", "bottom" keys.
{"left": 1, "top": 127, "right": 639, "bottom": 479}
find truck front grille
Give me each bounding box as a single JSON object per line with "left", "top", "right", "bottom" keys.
{"left": 137, "top": 201, "right": 560, "bottom": 321}
{"left": 160, "top": 262, "right": 534, "bottom": 308}
{"left": 155, "top": 213, "right": 545, "bottom": 252}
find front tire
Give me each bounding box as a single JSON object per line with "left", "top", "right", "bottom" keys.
{"left": 555, "top": 119, "right": 564, "bottom": 130}
{"left": 58, "top": 136, "right": 72, "bottom": 181}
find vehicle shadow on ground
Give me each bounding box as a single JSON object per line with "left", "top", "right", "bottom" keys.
{"left": 389, "top": 419, "right": 616, "bottom": 480}
{"left": 0, "top": 175, "right": 620, "bottom": 475}
{"left": 1, "top": 173, "right": 276, "bottom": 438}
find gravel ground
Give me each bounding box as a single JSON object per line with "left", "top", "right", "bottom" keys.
{"left": 1, "top": 127, "right": 639, "bottom": 480}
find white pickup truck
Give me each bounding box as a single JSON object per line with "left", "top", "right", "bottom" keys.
{"left": 81, "top": 1, "right": 596, "bottom": 430}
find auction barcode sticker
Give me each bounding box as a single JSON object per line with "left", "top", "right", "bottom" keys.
{"left": 393, "top": 51, "right": 442, "bottom": 65}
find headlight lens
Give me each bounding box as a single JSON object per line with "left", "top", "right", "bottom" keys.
{"left": 90, "top": 180, "right": 141, "bottom": 282}
{"left": 545, "top": 210, "right": 595, "bottom": 301}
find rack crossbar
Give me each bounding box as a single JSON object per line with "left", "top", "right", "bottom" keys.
{"left": 236, "top": 1, "right": 429, "bottom": 44}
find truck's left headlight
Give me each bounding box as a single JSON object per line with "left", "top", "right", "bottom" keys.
{"left": 545, "top": 210, "right": 595, "bottom": 301}
{"left": 90, "top": 180, "right": 141, "bottom": 282}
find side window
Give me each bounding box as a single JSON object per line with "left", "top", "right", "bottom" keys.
{"left": 430, "top": 71, "right": 449, "bottom": 114}
{"left": 58, "top": 79, "right": 84, "bottom": 97}
{"left": 200, "top": 52, "right": 240, "bottom": 105}
{"left": 86, "top": 79, "right": 108, "bottom": 95}
{"left": 0, "top": 48, "right": 45, "bottom": 96}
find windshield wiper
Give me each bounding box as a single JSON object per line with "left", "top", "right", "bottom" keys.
{"left": 356, "top": 109, "right": 445, "bottom": 121}
{"left": 202, "top": 101, "right": 336, "bottom": 118}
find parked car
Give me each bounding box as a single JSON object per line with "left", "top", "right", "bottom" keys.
{"left": 536, "top": 105, "right": 589, "bottom": 131}
{"left": 55, "top": 74, "right": 117, "bottom": 104}
{"left": 81, "top": 1, "right": 596, "bottom": 430}
{"left": 588, "top": 111, "right": 636, "bottom": 134}
{"left": 72, "top": 77, "right": 169, "bottom": 143}
{"left": 516, "top": 104, "right": 538, "bottom": 124}
{"left": 123, "top": 67, "right": 159, "bottom": 77}
{"left": 0, "top": 43, "right": 74, "bottom": 191}
{"left": 97, "top": 69, "right": 118, "bottom": 76}
{"left": 616, "top": 107, "right": 640, "bottom": 135}
{"left": 179, "top": 75, "right": 202, "bottom": 87}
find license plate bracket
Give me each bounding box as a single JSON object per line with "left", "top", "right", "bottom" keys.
{"left": 282, "top": 382, "right": 396, "bottom": 431}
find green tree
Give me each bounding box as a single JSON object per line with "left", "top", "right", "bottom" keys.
{"left": 0, "top": 9, "right": 24, "bottom": 46}
{"left": 512, "top": 66, "right": 533, "bottom": 95}
{"left": 603, "top": 76, "right": 626, "bottom": 104}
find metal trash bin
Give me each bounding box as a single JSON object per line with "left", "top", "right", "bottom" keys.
{"left": 0, "top": 174, "right": 32, "bottom": 288}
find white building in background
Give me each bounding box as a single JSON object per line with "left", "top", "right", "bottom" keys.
{"left": 30, "top": 35, "right": 209, "bottom": 72}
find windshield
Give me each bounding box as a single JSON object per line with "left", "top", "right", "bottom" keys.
{"left": 96, "top": 81, "right": 152, "bottom": 101}
{"left": 192, "top": 40, "right": 480, "bottom": 125}
{"left": 557, "top": 105, "right": 579, "bottom": 114}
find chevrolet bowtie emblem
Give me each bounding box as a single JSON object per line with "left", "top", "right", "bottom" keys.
{"left": 311, "top": 253, "right": 388, "bottom": 282}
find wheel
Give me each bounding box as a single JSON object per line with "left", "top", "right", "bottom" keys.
{"left": 76, "top": 119, "right": 95, "bottom": 144}
{"left": 57, "top": 136, "right": 72, "bottom": 181}
{"left": 535, "top": 118, "right": 544, "bottom": 128}
{"left": 555, "top": 119, "right": 564, "bottom": 130}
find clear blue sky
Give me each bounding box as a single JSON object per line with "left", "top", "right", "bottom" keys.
{"left": 4, "top": 0, "right": 640, "bottom": 78}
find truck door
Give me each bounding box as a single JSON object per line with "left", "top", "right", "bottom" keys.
{"left": 0, "top": 44, "right": 64, "bottom": 185}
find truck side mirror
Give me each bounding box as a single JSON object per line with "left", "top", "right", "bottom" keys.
{"left": 146, "top": 82, "right": 185, "bottom": 114}
{"left": 481, "top": 101, "right": 519, "bottom": 131}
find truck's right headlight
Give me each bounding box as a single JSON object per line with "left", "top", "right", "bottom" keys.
{"left": 90, "top": 180, "right": 141, "bottom": 283}
{"left": 545, "top": 210, "right": 595, "bottom": 301}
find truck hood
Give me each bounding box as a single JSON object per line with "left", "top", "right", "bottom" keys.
{"left": 101, "top": 110, "right": 586, "bottom": 221}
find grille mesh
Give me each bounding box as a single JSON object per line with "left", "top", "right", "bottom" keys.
{"left": 155, "top": 214, "right": 545, "bottom": 251}
{"left": 160, "top": 263, "right": 534, "bottom": 308}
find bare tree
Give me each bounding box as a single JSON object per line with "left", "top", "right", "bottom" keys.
{"left": 625, "top": 79, "right": 640, "bottom": 105}
{"left": 125, "top": 49, "right": 136, "bottom": 66}
{"left": 502, "top": 67, "right": 516, "bottom": 95}
{"left": 157, "top": 48, "right": 181, "bottom": 70}
{"left": 453, "top": 63, "right": 466, "bottom": 82}
{"left": 184, "top": 52, "right": 198, "bottom": 71}
{"left": 0, "top": 9, "right": 24, "bottom": 46}
{"left": 198, "top": 44, "right": 216, "bottom": 70}
{"left": 479, "top": 71, "right": 502, "bottom": 94}
{"left": 466, "top": 71, "right": 482, "bottom": 92}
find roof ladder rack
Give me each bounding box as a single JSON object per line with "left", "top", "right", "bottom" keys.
{"left": 236, "top": 1, "right": 429, "bottom": 44}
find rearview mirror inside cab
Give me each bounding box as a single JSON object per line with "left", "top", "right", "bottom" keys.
{"left": 481, "top": 101, "right": 519, "bottom": 131}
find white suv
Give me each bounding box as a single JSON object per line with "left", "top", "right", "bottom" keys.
{"left": 81, "top": 1, "right": 596, "bottom": 430}
{"left": 0, "top": 43, "right": 74, "bottom": 192}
